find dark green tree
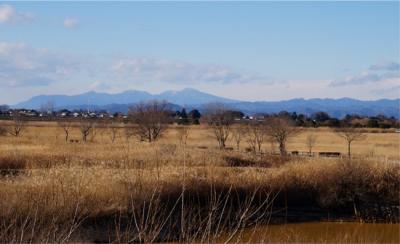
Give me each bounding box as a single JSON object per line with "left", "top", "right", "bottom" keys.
{"left": 179, "top": 108, "right": 189, "bottom": 125}
{"left": 188, "top": 109, "right": 201, "bottom": 124}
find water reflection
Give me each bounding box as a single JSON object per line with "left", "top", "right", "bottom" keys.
{"left": 233, "top": 222, "right": 400, "bottom": 243}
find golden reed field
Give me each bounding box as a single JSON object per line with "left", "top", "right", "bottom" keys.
{"left": 0, "top": 121, "right": 399, "bottom": 242}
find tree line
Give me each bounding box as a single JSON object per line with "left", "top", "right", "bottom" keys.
{"left": 0, "top": 100, "right": 394, "bottom": 158}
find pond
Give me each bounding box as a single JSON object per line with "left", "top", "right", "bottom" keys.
{"left": 226, "top": 222, "right": 400, "bottom": 243}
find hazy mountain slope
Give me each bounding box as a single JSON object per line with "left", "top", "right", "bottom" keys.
{"left": 155, "top": 88, "right": 238, "bottom": 105}
{"left": 228, "top": 98, "right": 399, "bottom": 118}
{"left": 59, "top": 103, "right": 182, "bottom": 114}
{"left": 15, "top": 88, "right": 236, "bottom": 109}
{"left": 15, "top": 90, "right": 153, "bottom": 109}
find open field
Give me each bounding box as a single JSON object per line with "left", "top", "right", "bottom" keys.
{"left": 1, "top": 121, "right": 398, "bottom": 159}
{"left": 0, "top": 121, "right": 399, "bottom": 242}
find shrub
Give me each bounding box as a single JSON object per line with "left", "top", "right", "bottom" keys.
{"left": 224, "top": 154, "right": 289, "bottom": 168}
{"left": 224, "top": 155, "right": 257, "bottom": 167}
{"left": 0, "top": 126, "right": 7, "bottom": 136}
{"left": 0, "top": 155, "right": 27, "bottom": 176}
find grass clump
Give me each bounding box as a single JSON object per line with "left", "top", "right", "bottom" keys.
{"left": 0, "top": 154, "right": 26, "bottom": 177}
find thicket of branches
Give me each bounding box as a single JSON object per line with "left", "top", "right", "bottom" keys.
{"left": 128, "top": 100, "right": 171, "bottom": 142}
{"left": 79, "top": 120, "right": 96, "bottom": 142}
{"left": 8, "top": 114, "right": 27, "bottom": 137}
{"left": 203, "top": 103, "right": 235, "bottom": 149}
{"left": 335, "top": 128, "right": 367, "bottom": 157}
{"left": 265, "top": 117, "right": 301, "bottom": 155}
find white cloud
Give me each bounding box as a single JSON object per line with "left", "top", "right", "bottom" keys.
{"left": 371, "top": 85, "right": 400, "bottom": 97}
{"left": 1, "top": 41, "right": 398, "bottom": 103}
{"left": 0, "top": 4, "right": 34, "bottom": 24}
{"left": 63, "top": 18, "right": 79, "bottom": 29}
{"left": 110, "top": 58, "right": 271, "bottom": 85}
{"left": 89, "top": 80, "right": 112, "bottom": 91}
{"left": 330, "top": 71, "right": 399, "bottom": 86}
{"left": 0, "top": 4, "right": 13, "bottom": 23}
{"left": 0, "top": 42, "right": 82, "bottom": 87}
{"left": 369, "top": 61, "right": 399, "bottom": 71}
{"left": 0, "top": 42, "right": 271, "bottom": 90}
{"left": 330, "top": 61, "right": 400, "bottom": 87}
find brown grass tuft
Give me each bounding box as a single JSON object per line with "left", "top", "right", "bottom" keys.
{"left": 0, "top": 154, "right": 27, "bottom": 177}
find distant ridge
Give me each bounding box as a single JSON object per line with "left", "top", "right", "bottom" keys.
{"left": 14, "top": 88, "right": 237, "bottom": 109}
{"left": 14, "top": 88, "right": 400, "bottom": 118}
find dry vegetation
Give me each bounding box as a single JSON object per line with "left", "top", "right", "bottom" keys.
{"left": 0, "top": 121, "right": 399, "bottom": 242}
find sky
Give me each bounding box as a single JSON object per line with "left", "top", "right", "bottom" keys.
{"left": 0, "top": 1, "right": 399, "bottom": 104}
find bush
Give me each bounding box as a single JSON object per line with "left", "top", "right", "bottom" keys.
{"left": 367, "top": 119, "right": 379, "bottom": 128}
{"left": 224, "top": 155, "right": 257, "bottom": 167}
{"left": 379, "top": 123, "right": 391, "bottom": 129}
{"left": 224, "top": 154, "right": 290, "bottom": 168}
{"left": 0, "top": 126, "right": 7, "bottom": 136}
{"left": 0, "top": 155, "right": 27, "bottom": 176}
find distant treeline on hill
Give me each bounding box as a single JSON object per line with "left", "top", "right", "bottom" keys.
{"left": 0, "top": 104, "right": 399, "bottom": 129}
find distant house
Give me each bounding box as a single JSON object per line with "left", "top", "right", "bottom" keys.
{"left": 17, "top": 109, "right": 39, "bottom": 117}
{"left": 24, "top": 110, "right": 39, "bottom": 117}
{"left": 97, "top": 112, "right": 111, "bottom": 118}
{"left": 58, "top": 109, "right": 71, "bottom": 117}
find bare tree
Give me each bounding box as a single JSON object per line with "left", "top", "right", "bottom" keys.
{"left": 177, "top": 126, "right": 190, "bottom": 146}
{"left": 305, "top": 133, "right": 317, "bottom": 155}
{"left": 232, "top": 125, "right": 246, "bottom": 150}
{"left": 335, "top": 128, "right": 366, "bottom": 158}
{"left": 79, "top": 120, "right": 95, "bottom": 142}
{"left": 265, "top": 117, "right": 300, "bottom": 155}
{"left": 246, "top": 122, "right": 266, "bottom": 153}
{"left": 58, "top": 121, "right": 73, "bottom": 142}
{"left": 8, "top": 113, "right": 26, "bottom": 137}
{"left": 204, "top": 103, "right": 234, "bottom": 149}
{"left": 128, "top": 100, "right": 171, "bottom": 142}
{"left": 107, "top": 121, "right": 120, "bottom": 143}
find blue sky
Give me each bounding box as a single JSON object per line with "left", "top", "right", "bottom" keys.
{"left": 0, "top": 1, "right": 399, "bottom": 104}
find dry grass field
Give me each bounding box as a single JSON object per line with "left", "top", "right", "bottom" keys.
{"left": 2, "top": 122, "right": 397, "bottom": 158}
{"left": 0, "top": 121, "right": 399, "bottom": 242}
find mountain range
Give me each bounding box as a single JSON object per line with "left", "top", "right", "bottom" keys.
{"left": 14, "top": 88, "right": 400, "bottom": 118}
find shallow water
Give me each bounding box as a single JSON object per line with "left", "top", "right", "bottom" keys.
{"left": 230, "top": 222, "right": 400, "bottom": 243}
